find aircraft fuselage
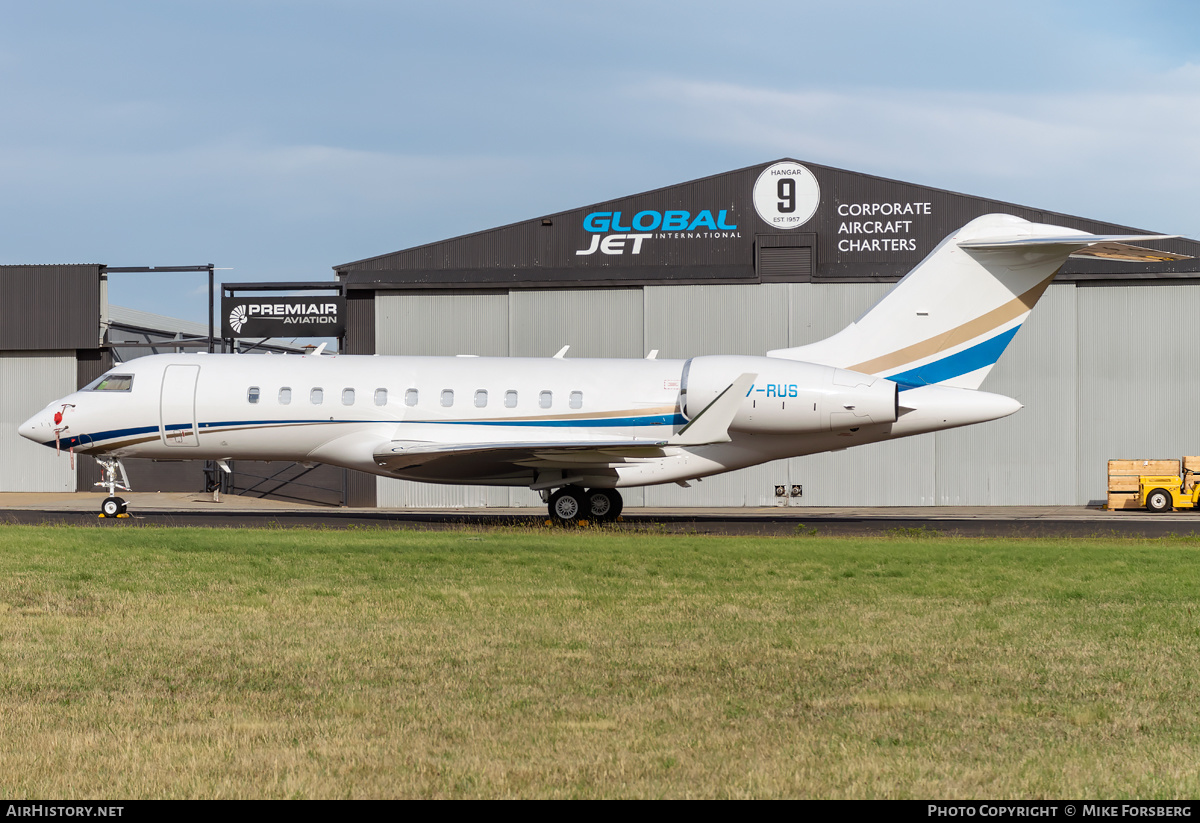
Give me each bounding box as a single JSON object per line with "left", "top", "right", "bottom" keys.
{"left": 19, "top": 351, "right": 1020, "bottom": 490}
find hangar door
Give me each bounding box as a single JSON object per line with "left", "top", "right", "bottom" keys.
{"left": 755, "top": 234, "right": 815, "bottom": 282}
{"left": 0, "top": 351, "right": 76, "bottom": 491}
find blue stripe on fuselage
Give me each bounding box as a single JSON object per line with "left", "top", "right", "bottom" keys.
{"left": 43, "top": 413, "right": 688, "bottom": 449}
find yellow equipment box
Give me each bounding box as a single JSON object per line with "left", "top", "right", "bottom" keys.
{"left": 1139, "top": 474, "right": 1200, "bottom": 513}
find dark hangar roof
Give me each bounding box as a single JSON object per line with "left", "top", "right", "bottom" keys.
{"left": 334, "top": 159, "right": 1200, "bottom": 290}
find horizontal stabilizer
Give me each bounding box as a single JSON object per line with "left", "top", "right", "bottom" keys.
{"left": 669, "top": 373, "right": 756, "bottom": 446}
{"left": 960, "top": 233, "right": 1189, "bottom": 262}
{"left": 1068, "top": 242, "right": 1189, "bottom": 262}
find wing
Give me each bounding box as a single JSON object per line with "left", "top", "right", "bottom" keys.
{"left": 374, "top": 438, "right": 673, "bottom": 473}
{"left": 373, "top": 373, "right": 757, "bottom": 479}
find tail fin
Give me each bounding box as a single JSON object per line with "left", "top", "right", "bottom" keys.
{"left": 767, "top": 213, "right": 1185, "bottom": 390}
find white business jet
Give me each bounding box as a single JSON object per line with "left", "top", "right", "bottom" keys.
{"left": 19, "top": 214, "right": 1188, "bottom": 522}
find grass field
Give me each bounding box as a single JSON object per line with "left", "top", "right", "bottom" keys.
{"left": 2, "top": 522, "right": 1200, "bottom": 798}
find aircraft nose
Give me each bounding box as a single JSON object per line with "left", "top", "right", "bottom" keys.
{"left": 19, "top": 410, "right": 49, "bottom": 443}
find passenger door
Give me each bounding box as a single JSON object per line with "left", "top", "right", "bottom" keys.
{"left": 160, "top": 364, "right": 200, "bottom": 447}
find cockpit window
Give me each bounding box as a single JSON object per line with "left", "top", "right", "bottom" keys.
{"left": 86, "top": 374, "right": 134, "bottom": 392}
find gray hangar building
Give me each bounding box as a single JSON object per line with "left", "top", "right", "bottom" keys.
{"left": 333, "top": 158, "right": 1200, "bottom": 509}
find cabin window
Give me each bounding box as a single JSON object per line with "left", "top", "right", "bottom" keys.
{"left": 88, "top": 374, "right": 133, "bottom": 392}
{"left": 504, "top": 390, "right": 517, "bottom": 408}
{"left": 342, "top": 388, "right": 355, "bottom": 406}
{"left": 441, "top": 389, "right": 454, "bottom": 407}
{"left": 569, "top": 390, "right": 583, "bottom": 410}
{"left": 405, "top": 388, "right": 418, "bottom": 407}
{"left": 374, "top": 388, "right": 387, "bottom": 406}
{"left": 247, "top": 387, "right": 260, "bottom": 404}
{"left": 311, "top": 387, "right": 324, "bottom": 405}
{"left": 279, "top": 387, "right": 292, "bottom": 405}
{"left": 474, "top": 389, "right": 488, "bottom": 408}
{"left": 539, "top": 390, "right": 552, "bottom": 409}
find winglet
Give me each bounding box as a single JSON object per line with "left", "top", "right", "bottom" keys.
{"left": 669, "top": 373, "right": 756, "bottom": 446}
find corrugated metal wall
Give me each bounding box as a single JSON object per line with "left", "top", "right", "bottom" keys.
{"left": 644, "top": 284, "right": 790, "bottom": 357}
{"left": 0, "top": 351, "right": 76, "bottom": 491}
{"left": 509, "top": 289, "right": 644, "bottom": 358}
{"left": 372, "top": 282, "right": 1200, "bottom": 508}
{"left": 931, "top": 285, "right": 1079, "bottom": 505}
{"left": 377, "top": 292, "right": 509, "bottom": 356}
{"left": 375, "top": 291, "right": 510, "bottom": 506}
{"left": 1075, "top": 284, "right": 1200, "bottom": 504}
{"left": 0, "top": 265, "right": 102, "bottom": 350}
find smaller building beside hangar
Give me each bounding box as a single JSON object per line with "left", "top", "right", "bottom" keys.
{"left": 0, "top": 266, "right": 322, "bottom": 500}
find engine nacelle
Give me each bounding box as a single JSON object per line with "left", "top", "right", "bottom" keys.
{"left": 680, "top": 355, "right": 898, "bottom": 434}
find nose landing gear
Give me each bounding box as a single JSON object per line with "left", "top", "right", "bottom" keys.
{"left": 101, "top": 496, "right": 127, "bottom": 517}
{"left": 96, "top": 457, "right": 132, "bottom": 518}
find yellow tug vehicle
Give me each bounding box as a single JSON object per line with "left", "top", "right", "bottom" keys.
{"left": 1139, "top": 471, "right": 1200, "bottom": 513}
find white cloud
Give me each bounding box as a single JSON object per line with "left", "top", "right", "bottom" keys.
{"left": 0, "top": 139, "right": 551, "bottom": 223}
{"left": 630, "top": 76, "right": 1200, "bottom": 234}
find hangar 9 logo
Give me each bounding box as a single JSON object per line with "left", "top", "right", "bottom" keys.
{"left": 752, "top": 161, "right": 820, "bottom": 229}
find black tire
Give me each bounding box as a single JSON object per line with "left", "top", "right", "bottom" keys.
{"left": 586, "top": 488, "right": 623, "bottom": 523}
{"left": 1146, "top": 488, "right": 1172, "bottom": 513}
{"left": 548, "top": 486, "right": 588, "bottom": 526}
{"left": 101, "top": 496, "right": 126, "bottom": 517}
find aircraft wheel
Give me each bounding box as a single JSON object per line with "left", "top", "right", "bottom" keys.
{"left": 548, "top": 486, "right": 588, "bottom": 527}
{"left": 586, "top": 488, "right": 623, "bottom": 523}
{"left": 1146, "top": 489, "right": 1173, "bottom": 513}
{"left": 101, "top": 496, "right": 127, "bottom": 517}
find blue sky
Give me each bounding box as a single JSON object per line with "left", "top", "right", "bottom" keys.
{"left": 3, "top": 0, "right": 1199, "bottom": 323}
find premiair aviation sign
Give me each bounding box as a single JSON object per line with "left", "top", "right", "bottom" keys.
{"left": 222, "top": 296, "right": 346, "bottom": 338}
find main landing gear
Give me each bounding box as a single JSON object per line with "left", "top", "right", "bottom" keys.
{"left": 546, "top": 485, "right": 623, "bottom": 527}
{"left": 96, "top": 457, "right": 132, "bottom": 518}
